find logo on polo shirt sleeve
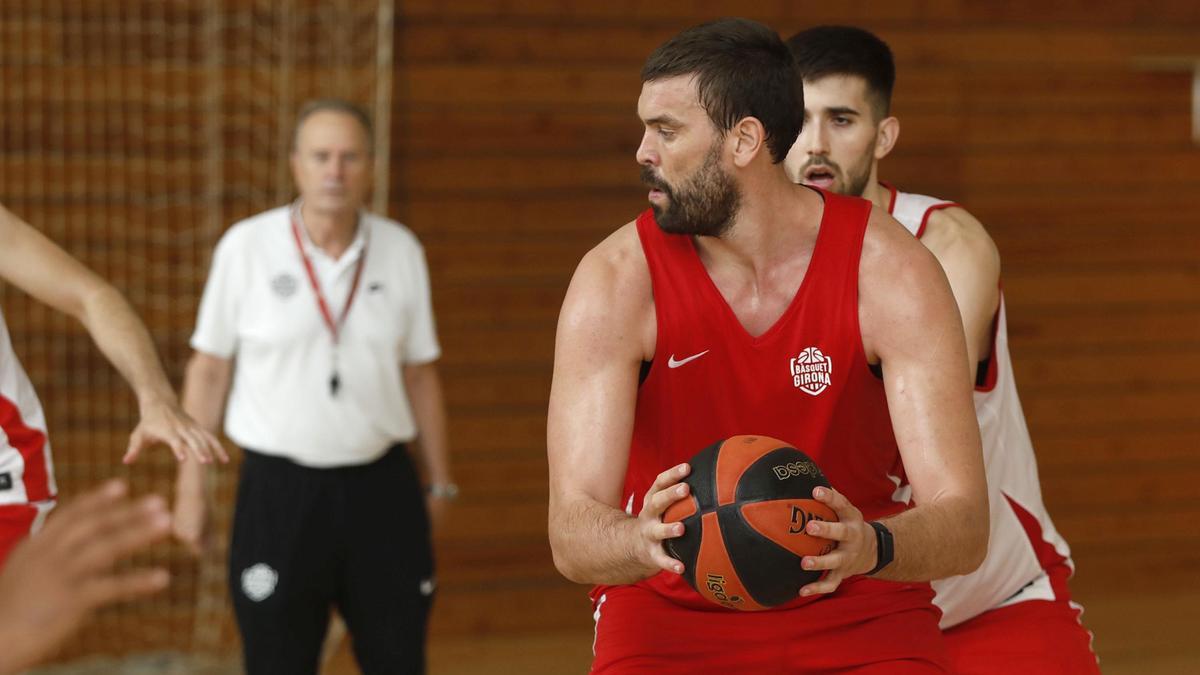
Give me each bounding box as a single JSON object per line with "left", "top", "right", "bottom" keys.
{"left": 790, "top": 346, "right": 832, "bottom": 396}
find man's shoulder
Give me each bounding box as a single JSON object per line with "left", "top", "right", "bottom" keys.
{"left": 362, "top": 212, "right": 424, "bottom": 254}
{"left": 566, "top": 220, "right": 651, "bottom": 317}
{"left": 888, "top": 185, "right": 986, "bottom": 238}
{"left": 922, "top": 204, "right": 987, "bottom": 239}
{"left": 578, "top": 220, "right": 647, "bottom": 286}
{"left": 233, "top": 205, "right": 290, "bottom": 231}
{"left": 219, "top": 206, "right": 290, "bottom": 249}
{"left": 558, "top": 219, "right": 653, "bottom": 358}
{"left": 863, "top": 202, "right": 927, "bottom": 254}
{"left": 860, "top": 204, "right": 946, "bottom": 293}
{"left": 211, "top": 204, "right": 290, "bottom": 258}
{"left": 921, "top": 206, "right": 998, "bottom": 267}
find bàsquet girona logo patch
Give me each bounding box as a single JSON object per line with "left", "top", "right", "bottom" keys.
{"left": 789, "top": 346, "right": 832, "bottom": 396}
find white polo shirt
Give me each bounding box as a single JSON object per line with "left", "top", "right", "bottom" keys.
{"left": 191, "top": 205, "right": 440, "bottom": 467}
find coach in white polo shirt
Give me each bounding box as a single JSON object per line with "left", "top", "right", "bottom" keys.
{"left": 173, "top": 99, "right": 452, "bottom": 675}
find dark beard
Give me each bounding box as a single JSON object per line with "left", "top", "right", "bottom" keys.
{"left": 641, "top": 142, "right": 741, "bottom": 238}
{"left": 842, "top": 163, "right": 872, "bottom": 198}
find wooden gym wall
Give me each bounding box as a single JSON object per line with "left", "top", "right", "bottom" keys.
{"left": 0, "top": 0, "right": 1197, "bottom": 660}
{"left": 393, "top": 1, "right": 1200, "bottom": 638}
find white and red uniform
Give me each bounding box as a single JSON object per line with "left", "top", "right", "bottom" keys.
{"left": 885, "top": 182, "right": 1098, "bottom": 673}
{"left": 0, "top": 308, "right": 57, "bottom": 565}
{"left": 590, "top": 192, "right": 948, "bottom": 674}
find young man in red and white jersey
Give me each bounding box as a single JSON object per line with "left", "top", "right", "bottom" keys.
{"left": 784, "top": 25, "right": 1099, "bottom": 674}
{"left": 0, "top": 203, "right": 225, "bottom": 567}
{"left": 548, "top": 19, "right": 988, "bottom": 673}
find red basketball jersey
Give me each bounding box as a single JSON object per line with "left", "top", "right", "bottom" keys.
{"left": 597, "top": 191, "right": 927, "bottom": 613}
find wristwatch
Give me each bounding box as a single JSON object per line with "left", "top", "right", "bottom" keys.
{"left": 427, "top": 482, "right": 460, "bottom": 501}
{"left": 866, "top": 521, "right": 894, "bottom": 575}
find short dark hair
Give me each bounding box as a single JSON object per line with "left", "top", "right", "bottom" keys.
{"left": 786, "top": 26, "right": 895, "bottom": 118}
{"left": 641, "top": 18, "right": 802, "bottom": 164}
{"left": 292, "top": 98, "right": 374, "bottom": 152}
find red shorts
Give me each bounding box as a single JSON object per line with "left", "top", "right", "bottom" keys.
{"left": 944, "top": 594, "right": 1098, "bottom": 674}
{"left": 591, "top": 582, "right": 948, "bottom": 674}
{"left": 0, "top": 502, "right": 53, "bottom": 568}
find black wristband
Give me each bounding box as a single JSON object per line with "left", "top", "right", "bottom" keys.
{"left": 866, "top": 521, "right": 894, "bottom": 576}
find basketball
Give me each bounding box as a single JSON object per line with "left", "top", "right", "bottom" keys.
{"left": 662, "top": 435, "right": 838, "bottom": 611}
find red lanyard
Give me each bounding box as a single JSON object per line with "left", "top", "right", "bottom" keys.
{"left": 290, "top": 215, "right": 368, "bottom": 346}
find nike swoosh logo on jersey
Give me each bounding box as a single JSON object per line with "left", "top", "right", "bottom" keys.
{"left": 667, "top": 350, "right": 710, "bottom": 368}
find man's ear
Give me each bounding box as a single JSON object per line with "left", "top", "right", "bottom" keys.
{"left": 875, "top": 115, "right": 899, "bottom": 161}
{"left": 730, "top": 116, "right": 767, "bottom": 168}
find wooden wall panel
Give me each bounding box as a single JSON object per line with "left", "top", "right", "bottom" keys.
{"left": 393, "top": 2, "right": 1200, "bottom": 643}
{"left": 1, "top": 0, "right": 1196, "bottom": 663}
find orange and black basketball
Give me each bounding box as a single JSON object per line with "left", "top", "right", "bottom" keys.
{"left": 662, "top": 435, "right": 838, "bottom": 611}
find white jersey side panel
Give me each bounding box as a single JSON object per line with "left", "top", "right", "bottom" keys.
{"left": 0, "top": 307, "right": 55, "bottom": 506}
{"left": 890, "top": 188, "right": 1074, "bottom": 628}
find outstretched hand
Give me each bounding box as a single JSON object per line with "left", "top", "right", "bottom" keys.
{"left": 0, "top": 481, "right": 171, "bottom": 675}
{"left": 123, "top": 399, "right": 227, "bottom": 465}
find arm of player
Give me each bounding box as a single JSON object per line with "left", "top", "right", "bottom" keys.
{"left": 172, "top": 350, "right": 233, "bottom": 555}
{"left": 402, "top": 361, "right": 453, "bottom": 527}
{"left": 920, "top": 207, "right": 1001, "bottom": 375}
{"left": 863, "top": 210, "right": 989, "bottom": 580}
{"left": 547, "top": 226, "right": 690, "bottom": 585}
{"left": 0, "top": 480, "right": 171, "bottom": 675}
{"left": 799, "top": 210, "right": 988, "bottom": 594}
{"left": 0, "top": 203, "right": 225, "bottom": 465}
